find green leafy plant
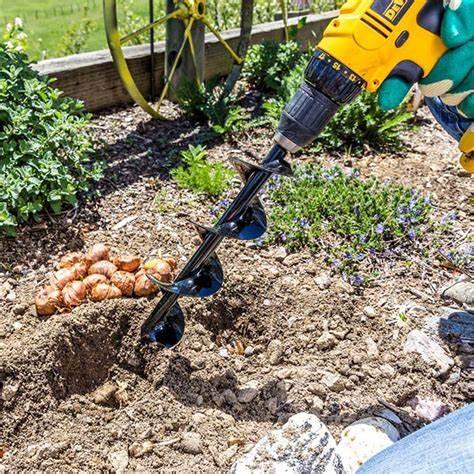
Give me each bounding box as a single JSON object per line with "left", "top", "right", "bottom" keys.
{"left": 0, "top": 45, "right": 103, "bottom": 236}
{"left": 263, "top": 60, "right": 413, "bottom": 154}
{"left": 267, "top": 165, "right": 432, "bottom": 283}
{"left": 59, "top": 9, "right": 96, "bottom": 56}
{"left": 171, "top": 145, "right": 234, "bottom": 197}
{"left": 119, "top": 0, "right": 150, "bottom": 45}
{"left": 178, "top": 80, "right": 248, "bottom": 135}
{"left": 243, "top": 40, "right": 304, "bottom": 92}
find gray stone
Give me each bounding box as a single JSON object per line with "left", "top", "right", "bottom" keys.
{"left": 442, "top": 281, "right": 474, "bottom": 307}
{"left": 223, "top": 389, "right": 238, "bottom": 406}
{"left": 230, "top": 413, "right": 344, "bottom": 473}
{"left": 267, "top": 339, "right": 284, "bottom": 365}
{"left": 180, "top": 432, "right": 202, "bottom": 455}
{"left": 237, "top": 384, "right": 259, "bottom": 404}
{"left": 404, "top": 330, "right": 454, "bottom": 376}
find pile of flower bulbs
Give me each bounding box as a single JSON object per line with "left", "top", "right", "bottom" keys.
{"left": 35, "top": 243, "right": 177, "bottom": 316}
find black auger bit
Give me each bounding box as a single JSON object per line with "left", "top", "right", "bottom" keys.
{"left": 141, "top": 144, "right": 292, "bottom": 348}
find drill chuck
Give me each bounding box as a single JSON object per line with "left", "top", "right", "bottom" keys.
{"left": 275, "top": 49, "right": 364, "bottom": 153}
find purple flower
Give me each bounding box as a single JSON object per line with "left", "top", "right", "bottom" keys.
{"left": 344, "top": 252, "right": 352, "bottom": 259}
{"left": 398, "top": 216, "right": 408, "bottom": 226}
{"left": 375, "top": 223, "right": 384, "bottom": 234}
{"left": 331, "top": 259, "right": 341, "bottom": 268}
{"left": 280, "top": 233, "right": 287, "bottom": 242}
{"left": 449, "top": 212, "right": 457, "bottom": 221}
{"left": 408, "top": 228, "right": 415, "bottom": 240}
{"left": 351, "top": 275, "right": 363, "bottom": 285}
{"left": 351, "top": 169, "right": 361, "bottom": 178}
{"left": 322, "top": 171, "right": 334, "bottom": 181}
{"left": 356, "top": 253, "right": 365, "bottom": 262}
{"left": 369, "top": 248, "right": 376, "bottom": 255}
{"left": 342, "top": 271, "right": 348, "bottom": 280}
{"left": 360, "top": 234, "right": 367, "bottom": 244}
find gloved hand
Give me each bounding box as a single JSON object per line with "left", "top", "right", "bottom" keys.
{"left": 378, "top": 0, "right": 474, "bottom": 118}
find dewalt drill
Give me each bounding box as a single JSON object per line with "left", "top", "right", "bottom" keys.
{"left": 143, "top": 0, "right": 474, "bottom": 347}
{"left": 275, "top": 0, "right": 474, "bottom": 169}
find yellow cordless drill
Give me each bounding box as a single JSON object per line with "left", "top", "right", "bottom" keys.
{"left": 144, "top": 0, "right": 473, "bottom": 347}
{"left": 275, "top": 0, "right": 474, "bottom": 171}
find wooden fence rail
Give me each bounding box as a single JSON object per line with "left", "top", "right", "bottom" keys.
{"left": 34, "top": 11, "right": 337, "bottom": 112}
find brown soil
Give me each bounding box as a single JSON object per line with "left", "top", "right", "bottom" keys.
{"left": 0, "top": 102, "right": 472, "bottom": 472}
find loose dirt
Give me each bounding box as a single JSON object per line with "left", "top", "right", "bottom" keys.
{"left": 1, "top": 102, "right": 472, "bottom": 472}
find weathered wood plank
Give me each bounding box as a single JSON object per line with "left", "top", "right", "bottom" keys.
{"left": 34, "top": 11, "right": 337, "bottom": 112}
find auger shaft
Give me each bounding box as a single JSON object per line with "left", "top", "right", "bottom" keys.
{"left": 141, "top": 144, "right": 288, "bottom": 344}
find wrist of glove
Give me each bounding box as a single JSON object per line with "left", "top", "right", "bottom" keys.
{"left": 378, "top": 0, "right": 474, "bottom": 121}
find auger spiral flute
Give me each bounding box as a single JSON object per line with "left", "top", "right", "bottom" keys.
{"left": 142, "top": 0, "right": 474, "bottom": 348}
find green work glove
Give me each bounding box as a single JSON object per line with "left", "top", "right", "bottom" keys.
{"left": 378, "top": 0, "right": 474, "bottom": 118}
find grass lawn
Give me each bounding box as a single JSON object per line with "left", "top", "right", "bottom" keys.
{"left": 0, "top": 0, "right": 156, "bottom": 60}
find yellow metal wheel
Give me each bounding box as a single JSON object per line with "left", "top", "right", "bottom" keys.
{"left": 103, "top": 0, "right": 247, "bottom": 119}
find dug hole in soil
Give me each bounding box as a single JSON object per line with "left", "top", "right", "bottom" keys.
{"left": 1, "top": 102, "right": 472, "bottom": 472}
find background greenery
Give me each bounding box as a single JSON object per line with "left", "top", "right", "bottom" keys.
{"left": 0, "top": 0, "right": 337, "bottom": 60}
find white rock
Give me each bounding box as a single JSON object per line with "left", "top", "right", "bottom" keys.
{"left": 336, "top": 417, "right": 399, "bottom": 473}
{"left": 407, "top": 397, "right": 447, "bottom": 422}
{"left": 180, "top": 432, "right": 202, "bottom": 454}
{"left": 314, "top": 273, "right": 331, "bottom": 290}
{"left": 108, "top": 449, "right": 129, "bottom": 473}
{"left": 363, "top": 306, "right": 376, "bottom": 318}
{"left": 231, "top": 413, "right": 343, "bottom": 473}
{"left": 403, "top": 330, "right": 454, "bottom": 376}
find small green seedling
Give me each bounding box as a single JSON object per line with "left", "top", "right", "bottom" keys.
{"left": 171, "top": 145, "right": 234, "bottom": 198}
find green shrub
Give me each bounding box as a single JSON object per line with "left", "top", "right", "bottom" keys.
{"left": 263, "top": 61, "right": 413, "bottom": 154}
{"left": 267, "top": 165, "right": 432, "bottom": 283}
{"left": 0, "top": 46, "right": 103, "bottom": 236}
{"left": 59, "top": 13, "right": 96, "bottom": 56}
{"left": 172, "top": 145, "right": 234, "bottom": 197}
{"left": 177, "top": 79, "right": 248, "bottom": 135}
{"left": 243, "top": 40, "right": 304, "bottom": 92}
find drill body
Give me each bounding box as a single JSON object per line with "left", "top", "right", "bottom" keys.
{"left": 275, "top": 0, "right": 473, "bottom": 157}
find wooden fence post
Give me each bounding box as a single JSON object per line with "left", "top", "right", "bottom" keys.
{"left": 165, "top": 0, "right": 205, "bottom": 99}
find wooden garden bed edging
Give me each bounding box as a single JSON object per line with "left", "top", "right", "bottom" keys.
{"left": 34, "top": 11, "right": 338, "bottom": 112}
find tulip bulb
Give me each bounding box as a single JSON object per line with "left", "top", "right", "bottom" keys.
{"left": 87, "top": 243, "right": 110, "bottom": 263}
{"left": 113, "top": 255, "right": 141, "bottom": 273}
{"left": 83, "top": 274, "right": 108, "bottom": 292}
{"left": 88, "top": 261, "right": 117, "bottom": 279}
{"left": 62, "top": 281, "right": 87, "bottom": 307}
{"left": 111, "top": 271, "right": 135, "bottom": 297}
{"left": 50, "top": 268, "right": 78, "bottom": 290}
{"left": 90, "top": 283, "right": 122, "bottom": 301}
{"left": 35, "top": 286, "right": 63, "bottom": 316}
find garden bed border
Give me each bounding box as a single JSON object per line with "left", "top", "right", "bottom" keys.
{"left": 34, "top": 11, "right": 338, "bottom": 112}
